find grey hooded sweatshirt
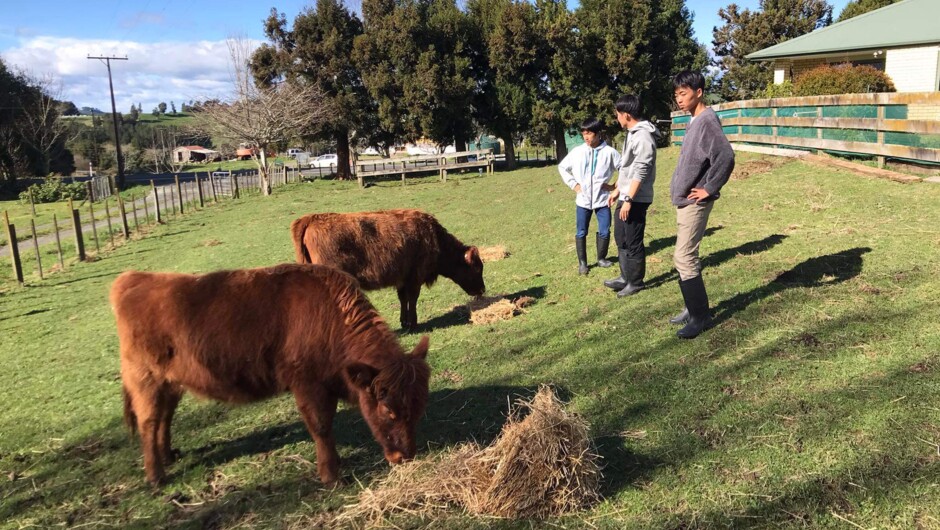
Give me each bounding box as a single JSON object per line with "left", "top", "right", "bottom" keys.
{"left": 617, "top": 120, "right": 660, "bottom": 204}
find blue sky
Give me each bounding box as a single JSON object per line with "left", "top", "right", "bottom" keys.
{"left": 0, "top": 0, "right": 850, "bottom": 110}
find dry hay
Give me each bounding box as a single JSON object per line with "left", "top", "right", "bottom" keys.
{"left": 467, "top": 295, "right": 532, "bottom": 325}
{"left": 479, "top": 245, "right": 510, "bottom": 263}
{"left": 335, "top": 386, "right": 602, "bottom": 526}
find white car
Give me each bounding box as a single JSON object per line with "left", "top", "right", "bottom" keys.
{"left": 309, "top": 154, "right": 339, "bottom": 168}
{"left": 286, "top": 148, "right": 303, "bottom": 158}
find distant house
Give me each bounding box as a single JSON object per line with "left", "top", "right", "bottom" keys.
{"left": 173, "top": 146, "right": 221, "bottom": 164}
{"left": 747, "top": 0, "right": 940, "bottom": 93}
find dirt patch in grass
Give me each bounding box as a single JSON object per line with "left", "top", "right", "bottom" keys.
{"left": 731, "top": 157, "right": 791, "bottom": 181}
{"left": 479, "top": 245, "right": 509, "bottom": 262}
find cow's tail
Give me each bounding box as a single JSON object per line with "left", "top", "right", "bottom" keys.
{"left": 123, "top": 384, "right": 138, "bottom": 436}
{"left": 290, "top": 217, "right": 313, "bottom": 264}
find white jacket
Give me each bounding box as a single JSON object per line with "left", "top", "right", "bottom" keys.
{"left": 559, "top": 141, "right": 621, "bottom": 209}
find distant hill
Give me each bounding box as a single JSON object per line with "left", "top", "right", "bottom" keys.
{"left": 79, "top": 106, "right": 106, "bottom": 116}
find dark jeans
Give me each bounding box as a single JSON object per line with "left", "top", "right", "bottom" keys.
{"left": 575, "top": 205, "right": 611, "bottom": 238}
{"left": 613, "top": 201, "right": 650, "bottom": 259}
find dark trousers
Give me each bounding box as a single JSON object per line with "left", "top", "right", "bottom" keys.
{"left": 613, "top": 201, "right": 650, "bottom": 260}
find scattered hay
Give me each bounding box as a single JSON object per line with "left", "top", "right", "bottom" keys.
{"left": 479, "top": 245, "right": 509, "bottom": 262}
{"left": 336, "top": 386, "right": 602, "bottom": 526}
{"left": 467, "top": 295, "right": 532, "bottom": 325}
{"left": 731, "top": 157, "right": 790, "bottom": 181}
{"left": 202, "top": 239, "right": 222, "bottom": 247}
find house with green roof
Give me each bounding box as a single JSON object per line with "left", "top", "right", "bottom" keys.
{"left": 747, "top": 0, "right": 940, "bottom": 93}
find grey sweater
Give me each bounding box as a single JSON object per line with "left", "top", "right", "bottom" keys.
{"left": 670, "top": 108, "right": 735, "bottom": 207}
{"left": 617, "top": 121, "right": 659, "bottom": 204}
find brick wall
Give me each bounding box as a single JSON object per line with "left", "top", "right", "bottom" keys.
{"left": 885, "top": 45, "right": 940, "bottom": 92}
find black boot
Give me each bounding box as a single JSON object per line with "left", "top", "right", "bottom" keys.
{"left": 669, "top": 307, "right": 690, "bottom": 325}
{"left": 677, "top": 275, "right": 711, "bottom": 339}
{"left": 616, "top": 257, "right": 646, "bottom": 298}
{"left": 604, "top": 249, "right": 628, "bottom": 290}
{"left": 575, "top": 237, "right": 589, "bottom": 275}
{"left": 596, "top": 234, "right": 613, "bottom": 268}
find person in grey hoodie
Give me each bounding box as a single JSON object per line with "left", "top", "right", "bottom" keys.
{"left": 669, "top": 70, "right": 735, "bottom": 339}
{"left": 604, "top": 95, "right": 660, "bottom": 298}
{"left": 558, "top": 117, "right": 621, "bottom": 275}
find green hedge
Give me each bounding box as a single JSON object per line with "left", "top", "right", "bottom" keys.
{"left": 793, "top": 63, "right": 895, "bottom": 96}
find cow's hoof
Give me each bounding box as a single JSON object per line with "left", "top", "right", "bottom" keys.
{"left": 162, "top": 448, "right": 182, "bottom": 465}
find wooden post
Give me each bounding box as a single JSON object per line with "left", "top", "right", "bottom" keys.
{"left": 876, "top": 104, "right": 886, "bottom": 169}
{"left": 233, "top": 173, "right": 240, "bottom": 199}
{"left": 142, "top": 188, "right": 150, "bottom": 224}
{"left": 52, "top": 213, "right": 64, "bottom": 268}
{"left": 29, "top": 219, "right": 42, "bottom": 280}
{"left": 68, "top": 198, "right": 86, "bottom": 261}
{"left": 402, "top": 172, "right": 406, "bottom": 186}
{"left": 130, "top": 194, "right": 140, "bottom": 234}
{"left": 151, "top": 181, "right": 162, "bottom": 224}
{"left": 4, "top": 211, "right": 24, "bottom": 285}
{"left": 103, "top": 198, "right": 115, "bottom": 246}
{"left": 28, "top": 187, "right": 36, "bottom": 218}
{"left": 52, "top": 213, "right": 65, "bottom": 269}
{"left": 116, "top": 195, "right": 130, "bottom": 239}
{"left": 196, "top": 174, "right": 205, "bottom": 208}
{"left": 209, "top": 173, "right": 218, "bottom": 203}
{"left": 88, "top": 198, "right": 100, "bottom": 253}
{"left": 175, "top": 175, "right": 184, "bottom": 214}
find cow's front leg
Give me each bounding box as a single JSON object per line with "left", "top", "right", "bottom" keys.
{"left": 293, "top": 385, "right": 340, "bottom": 485}
{"left": 406, "top": 285, "right": 421, "bottom": 329}
{"left": 397, "top": 287, "right": 410, "bottom": 330}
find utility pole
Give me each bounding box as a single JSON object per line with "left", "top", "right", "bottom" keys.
{"left": 88, "top": 55, "right": 128, "bottom": 192}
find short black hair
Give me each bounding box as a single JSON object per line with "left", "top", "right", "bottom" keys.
{"left": 615, "top": 95, "right": 644, "bottom": 120}
{"left": 580, "top": 116, "right": 605, "bottom": 133}
{"left": 673, "top": 70, "right": 705, "bottom": 92}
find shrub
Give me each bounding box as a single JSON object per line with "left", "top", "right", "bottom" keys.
{"left": 19, "top": 178, "right": 89, "bottom": 204}
{"left": 760, "top": 80, "right": 794, "bottom": 99}
{"left": 793, "top": 63, "right": 895, "bottom": 96}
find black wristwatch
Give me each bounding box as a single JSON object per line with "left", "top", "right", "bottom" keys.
{"left": 622, "top": 195, "right": 633, "bottom": 203}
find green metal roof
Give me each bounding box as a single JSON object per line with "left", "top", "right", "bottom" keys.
{"left": 746, "top": 0, "right": 940, "bottom": 61}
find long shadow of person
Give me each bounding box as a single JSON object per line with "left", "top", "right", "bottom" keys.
{"left": 712, "top": 247, "right": 871, "bottom": 325}
{"left": 644, "top": 233, "right": 788, "bottom": 289}
{"left": 646, "top": 225, "right": 723, "bottom": 255}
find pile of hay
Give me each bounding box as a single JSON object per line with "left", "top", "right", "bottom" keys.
{"left": 467, "top": 295, "right": 533, "bottom": 325}
{"left": 479, "top": 245, "right": 510, "bottom": 262}
{"left": 335, "top": 386, "right": 601, "bottom": 525}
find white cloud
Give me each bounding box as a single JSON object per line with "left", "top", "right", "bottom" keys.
{"left": 1, "top": 36, "right": 261, "bottom": 111}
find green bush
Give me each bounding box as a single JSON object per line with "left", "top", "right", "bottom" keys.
{"left": 19, "top": 178, "right": 89, "bottom": 204}
{"left": 793, "top": 63, "right": 895, "bottom": 96}
{"left": 760, "top": 80, "right": 794, "bottom": 99}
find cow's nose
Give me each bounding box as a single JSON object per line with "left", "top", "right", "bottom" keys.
{"left": 385, "top": 451, "right": 405, "bottom": 465}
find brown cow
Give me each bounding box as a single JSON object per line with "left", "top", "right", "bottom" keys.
{"left": 111, "top": 264, "right": 431, "bottom": 486}
{"left": 291, "top": 209, "right": 485, "bottom": 329}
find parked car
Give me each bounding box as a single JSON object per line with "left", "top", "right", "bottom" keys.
{"left": 287, "top": 148, "right": 303, "bottom": 158}
{"left": 310, "top": 154, "right": 339, "bottom": 168}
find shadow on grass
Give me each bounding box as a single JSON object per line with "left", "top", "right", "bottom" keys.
{"left": 712, "top": 247, "right": 871, "bottom": 325}
{"left": 646, "top": 225, "right": 723, "bottom": 255}
{"left": 645, "top": 233, "right": 788, "bottom": 289}
{"left": 412, "top": 285, "right": 547, "bottom": 333}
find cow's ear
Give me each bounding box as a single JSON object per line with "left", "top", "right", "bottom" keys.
{"left": 465, "top": 247, "right": 480, "bottom": 265}
{"left": 411, "top": 335, "right": 430, "bottom": 360}
{"left": 346, "top": 363, "right": 379, "bottom": 392}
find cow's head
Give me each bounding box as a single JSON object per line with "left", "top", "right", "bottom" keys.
{"left": 450, "top": 246, "right": 485, "bottom": 296}
{"left": 346, "top": 335, "right": 431, "bottom": 465}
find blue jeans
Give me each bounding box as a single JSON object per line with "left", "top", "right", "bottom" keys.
{"left": 575, "top": 205, "right": 611, "bottom": 239}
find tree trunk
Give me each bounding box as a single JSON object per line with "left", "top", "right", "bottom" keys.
{"left": 258, "top": 148, "right": 272, "bottom": 196}
{"left": 454, "top": 136, "right": 467, "bottom": 152}
{"left": 502, "top": 136, "right": 516, "bottom": 171}
{"left": 553, "top": 125, "right": 568, "bottom": 161}
{"left": 336, "top": 129, "right": 351, "bottom": 180}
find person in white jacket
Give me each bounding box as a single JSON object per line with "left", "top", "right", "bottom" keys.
{"left": 558, "top": 117, "right": 621, "bottom": 275}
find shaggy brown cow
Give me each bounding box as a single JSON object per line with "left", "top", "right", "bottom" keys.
{"left": 291, "top": 209, "right": 485, "bottom": 329}
{"left": 111, "top": 264, "right": 431, "bottom": 486}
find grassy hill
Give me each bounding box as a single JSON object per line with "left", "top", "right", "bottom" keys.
{"left": 1, "top": 149, "right": 938, "bottom": 528}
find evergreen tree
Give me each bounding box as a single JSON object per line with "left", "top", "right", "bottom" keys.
{"left": 837, "top": 0, "right": 899, "bottom": 22}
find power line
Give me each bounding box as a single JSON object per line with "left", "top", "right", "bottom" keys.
{"left": 88, "top": 54, "right": 128, "bottom": 191}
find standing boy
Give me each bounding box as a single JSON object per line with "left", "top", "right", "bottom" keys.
{"left": 604, "top": 95, "right": 660, "bottom": 298}
{"left": 559, "top": 117, "right": 621, "bottom": 275}
{"left": 669, "top": 71, "right": 735, "bottom": 339}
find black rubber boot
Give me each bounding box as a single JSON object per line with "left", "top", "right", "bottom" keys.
{"left": 596, "top": 234, "right": 613, "bottom": 268}
{"left": 616, "top": 257, "right": 646, "bottom": 298}
{"left": 669, "top": 307, "right": 690, "bottom": 325}
{"left": 677, "top": 275, "right": 711, "bottom": 339}
{"left": 604, "top": 249, "right": 628, "bottom": 290}
{"left": 576, "top": 237, "right": 589, "bottom": 275}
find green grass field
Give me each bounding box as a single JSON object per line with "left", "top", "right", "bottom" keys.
{"left": 1, "top": 149, "right": 939, "bottom": 529}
